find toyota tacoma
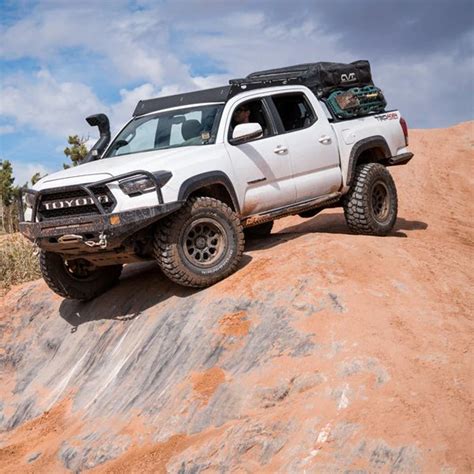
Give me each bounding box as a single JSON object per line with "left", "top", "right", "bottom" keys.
{"left": 19, "top": 60, "right": 413, "bottom": 300}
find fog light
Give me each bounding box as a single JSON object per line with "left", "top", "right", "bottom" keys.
{"left": 110, "top": 215, "right": 120, "bottom": 225}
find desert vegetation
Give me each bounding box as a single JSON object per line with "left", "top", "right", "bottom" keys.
{"left": 0, "top": 233, "right": 40, "bottom": 295}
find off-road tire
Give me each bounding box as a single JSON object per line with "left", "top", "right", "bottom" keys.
{"left": 154, "top": 197, "right": 244, "bottom": 288}
{"left": 39, "top": 251, "right": 122, "bottom": 301}
{"left": 343, "top": 163, "right": 398, "bottom": 235}
{"left": 244, "top": 221, "right": 274, "bottom": 239}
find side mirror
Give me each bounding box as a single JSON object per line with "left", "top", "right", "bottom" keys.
{"left": 230, "top": 123, "right": 263, "bottom": 145}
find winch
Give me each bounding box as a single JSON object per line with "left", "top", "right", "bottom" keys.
{"left": 57, "top": 232, "right": 108, "bottom": 249}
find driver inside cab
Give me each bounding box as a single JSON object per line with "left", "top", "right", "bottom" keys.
{"left": 232, "top": 104, "right": 250, "bottom": 126}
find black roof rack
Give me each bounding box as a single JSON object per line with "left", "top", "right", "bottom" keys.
{"left": 133, "top": 86, "right": 231, "bottom": 117}
{"left": 228, "top": 76, "right": 304, "bottom": 97}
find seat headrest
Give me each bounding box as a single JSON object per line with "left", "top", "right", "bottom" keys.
{"left": 182, "top": 119, "right": 203, "bottom": 140}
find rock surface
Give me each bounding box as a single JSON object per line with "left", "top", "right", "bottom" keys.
{"left": 0, "top": 122, "right": 472, "bottom": 473}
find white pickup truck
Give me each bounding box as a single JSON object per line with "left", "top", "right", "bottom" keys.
{"left": 20, "top": 61, "right": 413, "bottom": 300}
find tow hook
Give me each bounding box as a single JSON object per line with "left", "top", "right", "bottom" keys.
{"left": 57, "top": 232, "right": 108, "bottom": 249}
{"left": 84, "top": 232, "right": 108, "bottom": 249}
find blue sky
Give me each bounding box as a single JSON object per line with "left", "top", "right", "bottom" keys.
{"left": 1, "top": 0, "right": 473, "bottom": 185}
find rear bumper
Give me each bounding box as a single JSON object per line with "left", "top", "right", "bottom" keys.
{"left": 387, "top": 152, "right": 414, "bottom": 166}
{"left": 19, "top": 202, "right": 183, "bottom": 252}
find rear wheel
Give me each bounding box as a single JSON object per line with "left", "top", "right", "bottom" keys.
{"left": 343, "top": 163, "right": 398, "bottom": 235}
{"left": 154, "top": 197, "right": 244, "bottom": 287}
{"left": 39, "top": 251, "right": 122, "bottom": 301}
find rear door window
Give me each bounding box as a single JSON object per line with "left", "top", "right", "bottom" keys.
{"left": 271, "top": 93, "right": 316, "bottom": 132}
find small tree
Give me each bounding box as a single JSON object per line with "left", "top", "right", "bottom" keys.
{"left": 0, "top": 160, "right": 15, "bottom": 233}
{"left": 31, "top": 172, "right": 43, "bottom": 185}
{"left": 8, "top": 182, "right": 28, "bottom": 232}
{"left": 0, "top": 160, "right": 14, "bottom": 207}
{"left": 64, "top": 135, "right": 88, "bottom": 168}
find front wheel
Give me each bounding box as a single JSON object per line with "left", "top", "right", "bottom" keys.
{"left": 39, "top": 251, "right": 122, "bottom": 301}
{"left": 343, "top": 163, "right": 398, "bottom": 235}
{"left": 154, "top": 197, "right": 245, "bottom": 288}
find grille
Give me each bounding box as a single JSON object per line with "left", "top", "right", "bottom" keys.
{"left": 37, "top": 186, "right": 116, "bottom": 220}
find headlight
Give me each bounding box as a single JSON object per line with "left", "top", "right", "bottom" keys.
{"left": 119, "top": 177, "right": 155, "bottom": 196}
{"left": 24, "top": 192, "right": 36, "bottom": 208}
{"left": 118, "top": 171, "right": 172, "bottom": 197}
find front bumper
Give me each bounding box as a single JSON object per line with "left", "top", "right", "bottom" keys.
{"left": 18, "top": 169, "right": 181, "bottom": 253}
{"left": 20, "top": 202, "right": 183, "bottom": 252}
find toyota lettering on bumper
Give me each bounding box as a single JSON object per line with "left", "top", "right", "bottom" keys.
{"left": 42, "top": 195, "right": 111, "bottom": 211}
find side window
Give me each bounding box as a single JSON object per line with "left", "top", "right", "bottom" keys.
{"left": 169, "top": 110, "right": 203, "bottom": 146}
{"left": 228, "top": 99, "right": 271, "bottom": 141}
{"left": 272, "top": 93, "right": 316, "bottom": 132}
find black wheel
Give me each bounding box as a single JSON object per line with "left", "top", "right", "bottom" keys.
{"left": 39, "top": 251, "right": 122, "bottom": 301}
{"left": 154, "top": 197, "right": 245, "bottom": 287}
{"left": 343, "top": 163, "right": 398, "bottom": 235}
{"left": 244, "top": 221, "right": 274, "bottom": 239}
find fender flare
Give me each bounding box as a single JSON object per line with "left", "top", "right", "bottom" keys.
{"left": 177, "top": 171, "right": 241, "bottom": 213}
{"left": 347, "top": 136, "right": 391, "bottom": 186}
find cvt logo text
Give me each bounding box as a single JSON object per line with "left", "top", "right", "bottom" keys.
{"left": 341, "top": 73, "right": 357, "bottom": 83}
{"left": 42, "top": 195, "right": 110, "bottom": 210}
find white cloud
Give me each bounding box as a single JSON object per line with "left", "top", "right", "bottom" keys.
{"left": 0, "top": 69, "right": 103, "bottom": 138}
{"left": 374, "top": 54, "right": 474, "bottom": 128}
{"left": 11, "top": 160, "right": 54, "bottom": 187}
{"left": 0, "top": 2, "right": 348, "bottom": 86}
{"left": 172, "top": 12, "right": 348, "bottom": 76}
{"left": 0, "top": 69, "right": 241, "bottom": 144}
{"left": 0, "top": 72, "right": 163, "bottom": 140}
{"left": 108, "top": 83, "right": 161, "bottom": 132}
{"left": 0, "top": 3, "right": 190, "bottom": 85}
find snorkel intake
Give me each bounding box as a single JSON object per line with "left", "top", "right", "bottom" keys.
{"left": 82, "top": 113, "right": 111, "bottom": 163}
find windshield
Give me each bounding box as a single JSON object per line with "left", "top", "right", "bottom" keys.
{"left": 105, "top": 104, "right": 223, "bottom": 158}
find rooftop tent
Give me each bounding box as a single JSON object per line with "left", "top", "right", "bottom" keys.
{"left": 230, "top": 60, "right": 374, "bottom": 98}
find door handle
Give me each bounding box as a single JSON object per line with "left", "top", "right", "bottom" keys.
{"left": 273, "top": 145, "right": 288, "bottom": 154}
{"left": 318, "top": 135, "right": 332, "bottom": 144}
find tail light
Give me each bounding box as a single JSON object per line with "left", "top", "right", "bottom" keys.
{"left": 400, "top": 117, "right": 409, "bottom": 146}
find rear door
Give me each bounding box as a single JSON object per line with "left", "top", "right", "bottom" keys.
{"left": 268, "top": 91, "right": 342, "bottom": 202}
{"left": 224, "top": 97, "right": 296, "bottom": 216}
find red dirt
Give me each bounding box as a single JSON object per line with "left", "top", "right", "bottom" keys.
{"left": 0, "top": 397, "right": 79, "bottom": 473}
{"left": 218, "top": 311, "right": 251, "bottom": 336}
{"left": 0, "top": 122, "right": 472, "bottom": 472}
{"left": 93, "top": 434, "right": 191, "bottom": 474}
{"left": 191, "top": 367, "right": 227, "bottom": 403}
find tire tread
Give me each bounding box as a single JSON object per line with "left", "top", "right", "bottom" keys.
{"left": 342, "top": 163, "right": 398, "bottom": 235}
{"left": 154, "top": 197, "right": 244, "bottom": 288}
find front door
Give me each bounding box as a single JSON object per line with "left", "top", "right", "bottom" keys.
{"left": 224, "top": 98, "right": 296, "bottom": 216}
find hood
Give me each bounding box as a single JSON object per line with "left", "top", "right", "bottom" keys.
{"left": 36, "top": 147, "right": 198, "bottom": 190}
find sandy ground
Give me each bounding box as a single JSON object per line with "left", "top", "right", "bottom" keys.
{"left": 0, "top": 122, "right": 472, "bottom": 473}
